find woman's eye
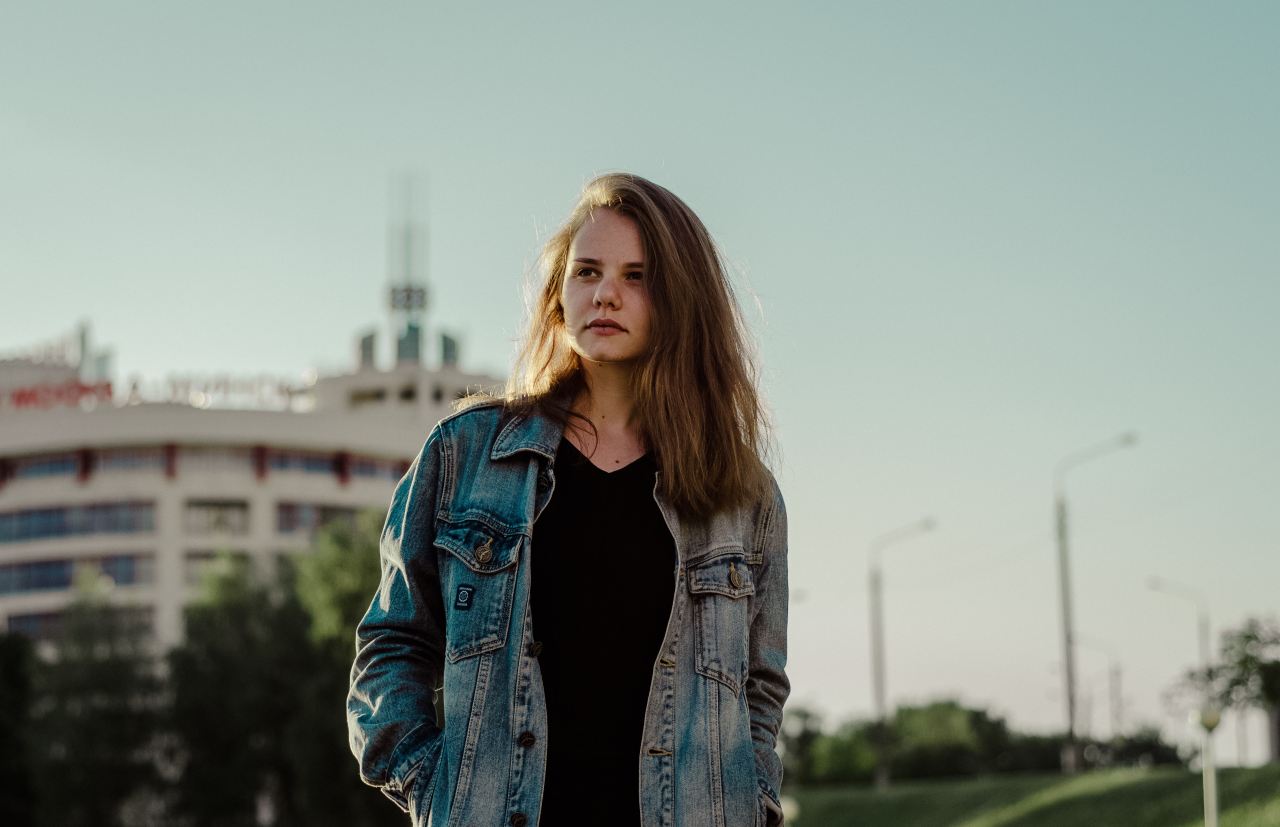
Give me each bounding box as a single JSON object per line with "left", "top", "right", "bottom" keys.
{"left": 572, "top": 267, "right": 596, "bottom": 278}
{"left": 625, "top": 271, "right": 644, "bottom": 281}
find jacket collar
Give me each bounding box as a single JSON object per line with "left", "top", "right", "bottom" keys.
{"left": 489, "top": 400, "right": 564, "bottom": 462}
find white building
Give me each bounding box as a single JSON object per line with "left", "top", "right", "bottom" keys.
{"left": 0, "top": 333, "right": 501, "bottom": 649}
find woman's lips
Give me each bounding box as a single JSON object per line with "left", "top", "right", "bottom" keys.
{"left": 588, "top": 320, "right": 625, "bottom": 335}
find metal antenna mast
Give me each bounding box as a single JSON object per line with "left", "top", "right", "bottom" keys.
{"left": 388, "top": 174, "right": 429, "bottom": 366}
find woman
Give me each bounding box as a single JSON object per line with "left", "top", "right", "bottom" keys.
{"left": 347, "top": 173, "right": 789, "bottom": 827}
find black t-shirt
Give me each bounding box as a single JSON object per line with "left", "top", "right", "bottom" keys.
{"left": 531, "top": 436, "right": 677, "bottom": 825}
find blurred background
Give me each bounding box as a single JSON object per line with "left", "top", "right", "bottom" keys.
{"left": 2, "top": 1, "right": 1277, "bottom": 825}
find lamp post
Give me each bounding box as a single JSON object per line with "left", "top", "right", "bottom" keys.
{"left": 1148, "top": 576, "right": 1217, "bottom": 827}
{"left": 869, "top": 516, "right": 936, "bottom": 790}
{"left": 1197, "top": 705, "right": 1222, "bottom": 827}
{"left": 1077, "top": 634, "right": 1124, "bottom": 740}
{"left": 1054, "top": 431, "right": 1137, "bottom": 772}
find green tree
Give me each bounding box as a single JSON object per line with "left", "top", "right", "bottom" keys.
{"left": 0, "top": 632, "right": 37, "bottom": 825}
{"left": 295, "top": 509, "right": 385, "bottom": 648}
{"left": 167, "top": 554, "right": 316, "bottom": 827}
{"left": 1183, "top": 617, "right": 1280, "bottom": 764}
{"left": 780, "top": 706, "right": 825, "bottom": 787}
{"left": 892, "top": 700, "right": 983, "bottom": 778}
{"left": 1108, "top": 726, "right": 1182, "bottom": 767}
{"left": 28, "top": 583, "right": 162, "bottom": 827}
{"left": 811, "top": 720, "right": 877, "bottom": 784}
{"left": 289, "top": 509, "right": 404, "bottom": 826}
{"left": 168, "top": 512, "right": 401, "bottom": 827}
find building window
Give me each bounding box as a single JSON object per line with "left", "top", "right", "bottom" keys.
{"left": 0, "top": 559, "right": 73, "bottom": 594}
{"left": 98, "top": 553, "right": 155, "bottom": 587}
{"left": 0, "top": 554, "right": 155, "bottom": 596}
{"left": 7, "top": 611, "right": 64, "bottom": 641}
{"left": 11, "top": 453, "right": 79, "bottom": 480}
{"left": 0, "top": 502, "right": 155, "bottom": 544}
{"left": 7, "top": 606, "right": 154, "bottom": 643}
{"left": 350, "top": 388, "right": 387, "bottom": 408}
{"left": 99, "top": 448, "right": 166, "bottom": 473}
{"left": 270, "top": 451, "right": 334, "bottom": 475}
{"left": 351, "top": 457, "right": 403, "bottom": 481}
{"left": 180, "top": 447, "right": 254, "bottom": 474}
{"left": 184, "top": 500, "right": 250, "bottom": 535}
{"left": 276, "top": 502, "right": 356, "bottom": 534}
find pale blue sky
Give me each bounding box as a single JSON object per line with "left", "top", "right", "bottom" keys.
{"left": 3, "top": 1, "right": 1277, "bottom": 758}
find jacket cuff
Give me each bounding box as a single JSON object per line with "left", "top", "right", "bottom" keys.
{"left": 380, "top": 722, "right": 440, "bottom": 812}
{"left": 757, "top": 777, "right": 784, "bottom": 825}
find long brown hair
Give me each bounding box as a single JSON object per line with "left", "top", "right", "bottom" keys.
{"left": 506, "top": 172, "right": 771, "bottom": 520}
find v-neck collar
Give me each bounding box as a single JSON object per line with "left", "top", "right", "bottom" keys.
{"left": 559, "top": 436, "right": 653, "bottom": 477}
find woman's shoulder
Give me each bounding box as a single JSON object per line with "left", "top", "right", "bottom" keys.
{"left": 745, "top": 468, "right": 786, "bottom": 552}
{"left": 740, "top": 464, "right": 784, "bottom": 516}
{"left": 430, "top": 394, "right": 561, "bottom": 458}
{"left": 430, "top": 396, "right": 510, "bottom": 445}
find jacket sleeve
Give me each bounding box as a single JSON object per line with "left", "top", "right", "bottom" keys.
{"left": 347, "top": 427, "right": 448, "bottom": 812}
{"left": 746, "top": 480, "right": 790, "bottom": 825}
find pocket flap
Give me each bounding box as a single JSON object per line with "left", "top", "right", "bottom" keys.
{"left": 688, "top": 550, "right": 754, "bottom": 598}
{"left": 433, "top": 520, "right": 521, "bottom": 573}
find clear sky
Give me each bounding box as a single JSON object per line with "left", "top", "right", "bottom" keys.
{"left": 3, "top": 1, "right": 1277, "bottom": 761}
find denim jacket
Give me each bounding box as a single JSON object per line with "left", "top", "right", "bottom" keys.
{"left": 347, "top": 400, "right": 790, "bottom": 826}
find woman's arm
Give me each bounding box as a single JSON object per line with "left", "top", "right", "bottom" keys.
{"left": 347, "top": 428, "right": 448, "bottom": 813}
{"left": 746, "top": 481, "right": 790, "bottom": 825}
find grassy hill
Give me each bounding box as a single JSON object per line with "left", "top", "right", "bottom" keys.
{"left": 791, "top": 765, "right": 1280, "bottom": 827}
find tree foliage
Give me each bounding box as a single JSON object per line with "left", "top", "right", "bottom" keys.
{"left": 166, "top": 512, "right": 400, "bottom": 827}
{"left": 167, "top": 554, "right": 313, "bottom": 826}
{"left": 294, "top": 509, "right": 385, "bottom": 649}
{"left": 781, "top": 700, "right": 1182, "bottom": 787}
{"left": 27, "top": 581, "right": 163, "bottom": 827}
{"left": 1214, "top": 618, "right": 1280, "bottom": 711}
{"left": 0, "top": 632, "right": 37, "bottom": 825}
{"left": 1172, "top": 616, "right": 1280, "bottom": 763}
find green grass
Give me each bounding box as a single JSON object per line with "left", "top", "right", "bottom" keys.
{"left": 791, "top": 765, "right": 1280, "bottom": 827}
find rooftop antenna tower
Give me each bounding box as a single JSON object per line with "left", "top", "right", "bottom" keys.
{"left": 388, "top": 174, "right": 429, "bottom": 366}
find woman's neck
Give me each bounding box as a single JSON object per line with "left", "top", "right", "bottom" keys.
{"left": 574, "top": 361, "right": 636, "bottom": 430}
{"left": 567, "top": 361, "right": 646, "bottom": 465}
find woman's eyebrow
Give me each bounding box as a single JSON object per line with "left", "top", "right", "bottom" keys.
{"left": 571, "top": 257, "right": 645, "bottom": 268}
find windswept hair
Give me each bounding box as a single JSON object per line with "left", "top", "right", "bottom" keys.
{"left": 505, "top": 172, "right": 771, "bottom": 521}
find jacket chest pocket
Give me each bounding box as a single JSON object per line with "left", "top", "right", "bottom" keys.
{"left": 434, "top": 520, "right": 522, "bottom": 662}
{"left": 687, "top": 548, "right": 755, "bottom": 694}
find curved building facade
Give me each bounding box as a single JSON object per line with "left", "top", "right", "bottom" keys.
{"left": 0, "top": 357, "right": 500, "bottom": 648}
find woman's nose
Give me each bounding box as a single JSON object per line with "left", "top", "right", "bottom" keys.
{"left": 593, "top": 274, "right": 621, "bottom": 308}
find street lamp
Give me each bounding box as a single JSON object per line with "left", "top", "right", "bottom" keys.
{"left": 1077, "top": 634, "right": 1124, "bottom": 740}
{"left": 868, "top": 516, "right": 936, "bottom": 790}
{"left": 1054, "top": 430, "right": 1138, "bottom": 772}
{"left": 1197, "top": 705, "right": 1222, "bottom": 827}
{"left": 1148, "top": 576, "right": 1217, "bottom": 827}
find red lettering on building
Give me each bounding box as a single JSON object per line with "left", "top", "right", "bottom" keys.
{"left": 8, "top": 380, "right": 113, "bottom": 410}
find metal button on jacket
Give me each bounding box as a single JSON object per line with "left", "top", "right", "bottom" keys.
{"left": 527, "top": 640, "right": 543, "bottom": 658}
{"left": 475, "top": 538, "right": 494, "bottom": 564}
{"left": 729, "top": 563, "right": 743, "bottom": 589}
{"left": 517, "top": 731, "right": 536, "bottom": 748}
{"left": 510, "top": 813, "right": 528, "bottom": 827}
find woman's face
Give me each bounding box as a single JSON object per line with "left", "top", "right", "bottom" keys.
{"left": 560, "top": 208, "right": 652, "bottom": 366}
